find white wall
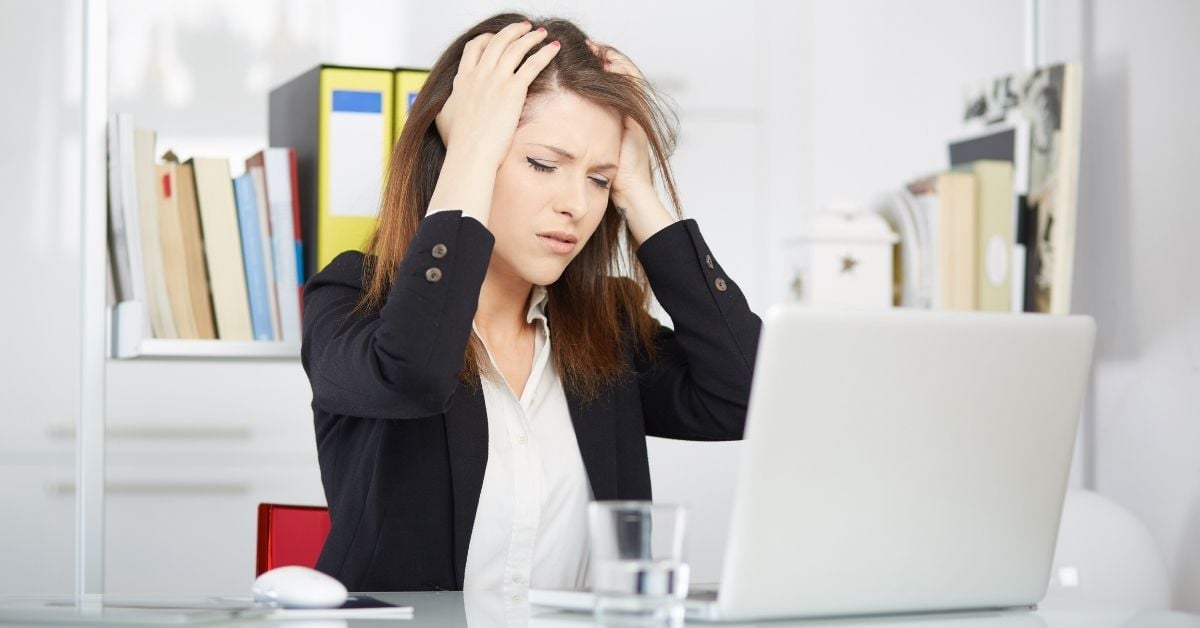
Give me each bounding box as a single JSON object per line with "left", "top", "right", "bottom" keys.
{"left": 1045, "top": 0, "right": 1200, "bottom": 611}
{"left": 810, "top": 1, "right": 1025, "bottom": 209}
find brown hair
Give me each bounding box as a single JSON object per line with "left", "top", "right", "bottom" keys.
{"left": 359, "top": 12, "right": 682, "bottom": 400}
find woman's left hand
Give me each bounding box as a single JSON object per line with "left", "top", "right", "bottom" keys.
{"left": 587, "top": 39, "right": 676, "bottom": 244}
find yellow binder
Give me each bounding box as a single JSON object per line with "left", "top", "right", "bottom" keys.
{"left": 316, "top": 67, "right": 395, "bottom": 274}
{"left": 393, "top": 68, "right": 430, "bottom": 143}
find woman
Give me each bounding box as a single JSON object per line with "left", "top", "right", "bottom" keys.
{"left": 301, "top": 13, "right": 761, "bottom": 594}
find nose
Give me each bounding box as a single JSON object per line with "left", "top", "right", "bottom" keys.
{"left": 553, "top": 177, "right": 590, "bottom": 221}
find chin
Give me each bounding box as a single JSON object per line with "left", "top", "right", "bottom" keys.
{"left": 518, "top": 260, "right": 570, "bottom": 287}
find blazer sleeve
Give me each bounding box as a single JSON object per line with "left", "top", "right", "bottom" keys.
{"left": 301, "top": 211, "right": 494, "bottom": 419}
{"left": 633, "top": 219, "right": 762, "bottom": 441}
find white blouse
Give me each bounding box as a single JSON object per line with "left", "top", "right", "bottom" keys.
{"left": 461, "top": 284, "right": 594, "bottom": 598}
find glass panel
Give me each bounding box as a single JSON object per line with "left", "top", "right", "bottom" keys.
{"left": 0, "top": 0, "right": 84, "bottom": 597}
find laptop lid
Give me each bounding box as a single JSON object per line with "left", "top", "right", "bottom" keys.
{"left": 716, "top": 307, "right": 1096, "bottom": 621}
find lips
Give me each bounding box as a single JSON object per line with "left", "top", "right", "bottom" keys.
{"left": 537, "top": 231, "right": 578, "bottom": 244}
{"left": 537, "top": 231, "right": 578, "bottom": 254}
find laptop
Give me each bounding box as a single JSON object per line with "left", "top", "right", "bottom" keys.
{"left": 531, "top": 306, "right": 1096, "bottom": 622}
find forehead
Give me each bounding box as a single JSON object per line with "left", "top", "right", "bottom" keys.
{"left": 517, "top": 91, "right": 623, "bottom": 155}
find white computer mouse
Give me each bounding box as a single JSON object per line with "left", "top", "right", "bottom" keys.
{"left": 252, "top": 565, "right": 349, "bottom": 609}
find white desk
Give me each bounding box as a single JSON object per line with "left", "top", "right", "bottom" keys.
{"left": 1, "top": 592, "right": 1196, "bottom": 627}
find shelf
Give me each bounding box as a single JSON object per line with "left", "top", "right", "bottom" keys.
{"left": 117, "top": 338, "right": 300, "bottom": 360}
{"left": 109, "top": 301, "right": 300, "bottom": 360}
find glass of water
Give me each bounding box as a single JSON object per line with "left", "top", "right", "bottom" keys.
{"left": 587, "top": 501, "right": 690, "bottom": 625}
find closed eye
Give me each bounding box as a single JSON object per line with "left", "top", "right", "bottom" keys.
{"left": 527, "top": 157, "right": 610, "bottom": 190}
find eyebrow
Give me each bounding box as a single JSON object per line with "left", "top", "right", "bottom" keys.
{"left": 529, "top": 143, "right": 617, "bottom": 173}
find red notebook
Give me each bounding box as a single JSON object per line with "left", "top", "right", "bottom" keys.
{"left": 256, "top": 504, "right": 331, "bottom": 576}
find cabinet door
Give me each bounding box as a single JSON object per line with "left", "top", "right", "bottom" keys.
{"left": 0, "top": 0, "right": 83, "bottom": 596}
{"left": 102, "top": 360, "right": 323, "bottom": 597}
{"left": 99, "top": 462, "right": 325, "bottom": 598}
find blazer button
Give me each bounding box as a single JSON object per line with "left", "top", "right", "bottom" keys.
{"left": 714, "top": 277, "right": 728, "bottom": 292}
{"left": 431, "top": 243, "right": 448, "bottom": 259}
{"left": 425, "top": 267, "right": 443, "bottom": 283}
{"left": 705, "top": 254, "right": 714, "bottom": 269}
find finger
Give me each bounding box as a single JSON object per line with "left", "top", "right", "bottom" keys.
{"left": 514, "top": 39, "right": 561, "bottom": 84}
{"left": 458, "top": 33, "right": 495, "bottom": 74}
{"left": 498, "top": 26, "right": 549, "bottom": 74}
{"left": 602, "top": 48, "right": 642, "bottom": 79}
{"left": 585, "top": 39, "right": 610, "bottom": 66}
{"left": 478, "top": 21, "right": 533, "bottom": 71}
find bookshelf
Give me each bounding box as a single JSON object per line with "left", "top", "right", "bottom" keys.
{"left": 75, "top": 0, "right": 341, "bottom": 599}
{"left": 101, "top": 2, "right": 343, "bottom": 361}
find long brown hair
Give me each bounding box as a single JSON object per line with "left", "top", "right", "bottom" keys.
{"left": 360, "top": 12, "right": 682, "bottom": 401}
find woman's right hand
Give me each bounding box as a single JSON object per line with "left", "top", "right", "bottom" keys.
{"left": 435, "top": 21, "right": 561, "bottom": 169}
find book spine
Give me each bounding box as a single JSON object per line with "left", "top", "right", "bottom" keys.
{"left": 106, "top": 114, "right": 134, "bottom": 302}
{"left": 234, "top": 174, "right": 273, "bottom": 341}
{"left": 264, "top": 148, "right": 303, "bottom": 344}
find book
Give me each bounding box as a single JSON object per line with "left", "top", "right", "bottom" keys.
{"left": 947, "top": 124, "right": 1029, "bottom": 313}
{"left": 191, "top": 157, "right": 253, "bottom": 341}
{"left": 286, "top": 148, "right": 304, "bottom": 313}
{"left": 948, "top": 122, "right": 1029, "bottom": 194}
{"left": 286, "top": 147, "right": 304, "bottom": 312}
{"left": 155, "top": 158, "right": 199, "bottom": 338}
{"left": 248, "top": 164, "right": 281, "bottom": 340}
{"left": 902, "top": 171, "right": 979, "bottom": 312}
{"left": 876, "top": 191, "right": 925, "bottom": 308}
{"left": 269, "top": 65, "right": 397, "bottom": 279}
{"left": 233, "top": 173, "right": 274, "bottom": 341}
{"left": 935, "top": 172, "right": 978, "bottom": 310}
{"left": 966, "top": 161, "right": 1015, "bottom": 312}
{"left": 133, "top": 128, "right": 178, "bottom": 338}
{"left": 174, "top": 159, "right": 217, "bottom": 339}
{"left": 904, "top": 176, "right": 941, "bottom": 310}
{"left": 962, "top": 63, "right": 1082, "bottom": 314}
{"left": 106, "top": 113, "right": 145, "bottom": 308}
{"left": 247, "top": 148, "right": 303, "bottom": 344}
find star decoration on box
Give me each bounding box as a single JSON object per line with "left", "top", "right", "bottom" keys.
{"left": 840, "top": 255, "right": 859, "bottom": 274}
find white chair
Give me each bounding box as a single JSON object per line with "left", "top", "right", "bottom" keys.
{"left": 1041, "top": 490, "right": 1172, "bottom": 610}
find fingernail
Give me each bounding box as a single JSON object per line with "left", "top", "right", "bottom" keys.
{"left": 551, "top": 40, "right": 561, "bottom": 46}
{"left": 537, "top": 26, "right": 546, "bottom": 33}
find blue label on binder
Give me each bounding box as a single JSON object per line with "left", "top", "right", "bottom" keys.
{"left": 332, "top": 90, "right": 382, "bottom": 114}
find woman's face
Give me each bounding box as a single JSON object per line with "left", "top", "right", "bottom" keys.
{"left": 487, "top": 90, "right": 623, "bottom": 287}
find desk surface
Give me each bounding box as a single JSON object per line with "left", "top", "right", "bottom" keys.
{"left": 284, "top": 592, "right": 1199, "bottom": 628}
{"left": 1, "top": 592, "right": 1197, "bottom": 627}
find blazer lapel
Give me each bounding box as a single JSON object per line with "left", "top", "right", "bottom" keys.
{"left": 443, "top": 378, "right": 488, "bottom": 588}
{"left": 566, "top": 386, "right": 619, "bottom": 501}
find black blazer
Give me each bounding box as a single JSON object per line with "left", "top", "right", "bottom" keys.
{"left": 301, "top": 211, "right": 761, "bottom": 591}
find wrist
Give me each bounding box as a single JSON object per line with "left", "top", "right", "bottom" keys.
{"left": 617, "top": 189, "right": 676, "bottom": 245}
{"left": 429, "top": 149, "right": 499, "bottom": 225}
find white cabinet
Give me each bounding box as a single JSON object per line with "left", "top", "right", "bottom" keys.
{"left": 97, "top": 360, "right": 324, "bottom": 597}
{"left": 0, "top": 0, "right": 83, "bottom": 597}
{"left": 101, "top": 461, "right": 323, "bottom": 597}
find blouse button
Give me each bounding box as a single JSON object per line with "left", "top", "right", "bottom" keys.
{"left": 425, "top": 267, "right": 443, "bottom": 283}
{"left": 714, "top": 277, "right": 728, "bottom": 292}
{"left": 431, "top": 243, "right": 448, "bottom": 259}
{"left": 705, "top": 254, "right": 714, "bottom": 269}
